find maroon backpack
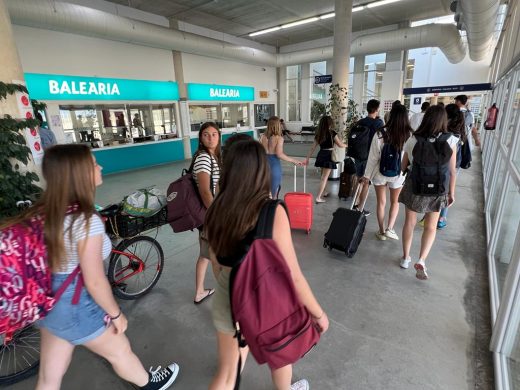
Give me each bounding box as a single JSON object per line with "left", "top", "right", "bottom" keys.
{"left": 230, "top": 200, "right": 320, "bottom": 371}
{"left": 166, "top": 154, "right": 213, "bottom": 233}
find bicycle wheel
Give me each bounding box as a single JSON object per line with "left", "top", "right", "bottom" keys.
{"left": 108, "top": 236, "right": 164, "bottom": 300}
{"left": 0, "top": 325, "right": 40, "bottom": 385}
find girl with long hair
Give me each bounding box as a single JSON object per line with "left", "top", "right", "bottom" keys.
{"left": 206, "top": 139, "right": 329, "bottom": 390}
{"left": 260, "top": 116, "right": 304, "bottom": 199}
{"left": 437, "top": 103, "right": 467, "bottom": 229}
{"left": 0, "top": 144, "right": 178, "bottom": 390}
{"left": 192, "top": 122, "right": 222, "bottom": 304}
{"left": 361, "top": 105, "right": 412, "bottom": 241}
{"left": 398, "top": 106, "right": 459, "bottom": 280}
{"left": 305, "top": 115, "right": 346, "bottom": 203}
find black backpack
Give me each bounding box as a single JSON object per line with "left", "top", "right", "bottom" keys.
{"left": 459, "top": 139, "right": 472, "bottom": 169}
{"left": 347, "top": 123, "right": 371, "bottom": 161}
{"left": 411, "top": 133, "right": 453, "bottom": 196}
{"left": 379, "top": 131, "right": 401, "bottom": 177}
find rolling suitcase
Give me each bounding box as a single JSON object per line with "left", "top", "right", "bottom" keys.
{"left": 284, "top": 165, "right": 313, "bottom": 234}
{"left": 323, "top": 185, "right": 367, "bottom": 258}
{"left": 338, "top": 158, "right": 358, "bottom": 200}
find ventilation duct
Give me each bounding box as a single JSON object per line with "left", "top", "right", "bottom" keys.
{"left": 6, "top": 0, "right": 466, "bottom": 67}
{"left": 458, "top": 0, "right": 500, "bottom": 61}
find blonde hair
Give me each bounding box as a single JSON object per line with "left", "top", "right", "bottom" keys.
{"left": 1, "top": 144, "right": 97, "bottom": 271}
{"left": 265, "top": 116, "right": 282, "bottom": 138}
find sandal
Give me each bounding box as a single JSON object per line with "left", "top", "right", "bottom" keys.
{"left": 194, "top": 288, "right": 215, "bottom": 304}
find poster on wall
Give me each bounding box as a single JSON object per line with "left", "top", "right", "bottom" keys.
{"left": 383, "top": 100, "right": 394, "bottom": 113}
{"left": 14, "top": 80, "right": 44, "bottom": 165}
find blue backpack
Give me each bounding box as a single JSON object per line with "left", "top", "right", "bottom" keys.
{"left": 379, "top": 141, "right": 401, "bottom": 177}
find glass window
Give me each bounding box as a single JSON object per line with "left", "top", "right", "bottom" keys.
{"left": 489, "top": 157, "right": 507, "bottom": 226}
{"left": 221, "top": 103, "right": 249, "bottom": 128}
{"left": 254, "top": 104, "right": 275, "bottom": 127}
{"left": 189, "top": 104, "right": 249, "bottom": 131}
{"left": 151, "top": 105, "right": 177, "bottom": 137}
{"left": 493, "top": 175, "right": 520, "bottom": 295}
{"left": 505, "top": 78, "right": 520, "bottom": 150}
{"left": 287, "top": 65, "right": 302, "bottom": 121}
{"left": 363, "top": 53, "right": 386, "bottom": 108}
{"left": 60, "top": 106, "right": 101, "bottom": 144}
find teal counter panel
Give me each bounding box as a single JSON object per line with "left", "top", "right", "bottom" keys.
{"left": 93, "top": 140, "right": 185, "bottom": 174}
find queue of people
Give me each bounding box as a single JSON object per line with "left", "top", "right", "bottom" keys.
{"left": 0, "top": 93, "right": 478, "bottom": 389}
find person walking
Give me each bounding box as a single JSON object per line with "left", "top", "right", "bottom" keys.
{"left": 361, "top": 105, "right": 412, "bottom": 241}
{"left": 398, "top": 106, "right": 459, "bottom": 280}
{"left": 0, "top": 144, "right": 179, "bottom": 390}
{"left": 352, "top": 99, "right": 385, "bottom": 214}
{"left": 192, "top": 122, "right": 221, "bottom": 304}
{"left": 454, "top": 95, "right": 481, "bottom": 149}
{"left": 437, "top": 103, "right": 467, "bottom": 229}
{"left": 305, "top": 115, "right": 346, "bottom": 203}
{"left": 409, "top": 102, "right": 430, "bottom": 131}
{"left": 205, "top": 139, "right": 329, "bottom": 390}
{"left": 260, "top": 116, "right": 304, "bottom": 199}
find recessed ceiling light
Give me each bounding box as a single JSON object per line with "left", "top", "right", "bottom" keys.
{"left": 353, "top": 6, "right": 365, "bottom": 12}
{"left": 366, "top": 0, "right": 402, "bottom": 8}
{"left": 249, "top": 26, "right": 281, "bottom": 37}
{"left": 282, "top": 17, "right": 319, "bottom": 29}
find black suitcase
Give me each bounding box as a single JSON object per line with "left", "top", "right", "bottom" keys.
{"left": 324, "top": 186, "right": 367, "bottom": 258}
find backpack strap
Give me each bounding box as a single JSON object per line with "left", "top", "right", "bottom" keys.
{"left": 53, "top": 265, "right": 83, "bottom": 305}
{"left": 254, "top": 199, "right": 288, "bottom": 239}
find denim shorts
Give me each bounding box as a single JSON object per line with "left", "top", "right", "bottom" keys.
{"left": 38, "top": 273, "right": 107, "bottom": 345}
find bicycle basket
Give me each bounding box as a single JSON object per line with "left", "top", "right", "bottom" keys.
{"left": 105, "top": 206, "right": 168, "bottom": 238}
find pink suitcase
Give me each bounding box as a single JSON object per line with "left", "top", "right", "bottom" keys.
{"left": 284, "top": 166, "right": 313, "bottom": 234}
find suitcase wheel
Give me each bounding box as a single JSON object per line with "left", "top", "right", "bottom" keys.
{"left": 306, "top": 229, "right": 310, "bottom": 235}
{"left": 328, "top": 245, "right": 333, "bottom": 252}
{"left": 346, "top": 251, "right": 354, "bottom": 258}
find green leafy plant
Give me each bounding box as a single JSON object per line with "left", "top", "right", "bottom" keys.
{"left": 0, "top": 82, "right": 42, "bottom": 219}
{"left": 326, "top": 83, "right": 361, "bottom": 141}
{"left": 310, "top": 100, "right": 326, "bottom": 127}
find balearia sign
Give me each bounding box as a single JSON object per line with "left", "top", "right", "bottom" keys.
{"left": 187, "top": 83, "right": 254, "bottom": 101}
{"left": 24, "top": 73, "right": 179, "bottom": 101}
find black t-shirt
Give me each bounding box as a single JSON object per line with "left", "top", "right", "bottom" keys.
{"left": 357, "top": 116, "right": 384, "bottom": 143}
{"left": 320, "top": 131, "right": 337, "bottom": 149}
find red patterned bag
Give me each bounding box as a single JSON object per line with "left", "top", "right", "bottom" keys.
{"left": 0, "top": 215, "right": 81, "bottom": 342}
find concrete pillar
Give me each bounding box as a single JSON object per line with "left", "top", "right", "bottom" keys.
{"left": 301, "top": 63, "right": 311, "bottom": 123}
{"left": 0, "top": 0, "right": 41, "bottom": 172}
{"left": 169, "top": 20, "right": 192, "bottom": 159}
{"left": 278, "top": 66, "right": 287, "bottom": 120}
{"left": 380, "top": 50, "right": 405, "bottom": 111}
{"left": 352, "top": 55, "right": 365, "bottom": 110}
{"left": 332, "top": 0, "right": 353, "bottom": 133}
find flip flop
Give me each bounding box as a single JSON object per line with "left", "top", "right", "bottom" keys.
{"left": 323, "top": 192, "right": 330, "bottom": 197}
{"left": 194, "top": 288, "right": 215, "bottom": 304}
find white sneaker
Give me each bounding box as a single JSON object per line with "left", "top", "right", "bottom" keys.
{"left": 375, "top": 232, "right": 387, "bottom": 241}
{"left": 400, "top": 257, "right": 411, "bottom": 269}
{"left": 414, "top": 260, "right": 428, "bottom": 280}
{"left": 291, "top": 379, "right": 310, "bottom": 390}
{"left": 384, "top": 228, "right": 399, "bottom": 240}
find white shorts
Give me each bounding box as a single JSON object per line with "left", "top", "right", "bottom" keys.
{"left": 370, "top": 173, "right": 405, "bottom": 189}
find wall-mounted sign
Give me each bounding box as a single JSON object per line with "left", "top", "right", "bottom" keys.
{"left": 413, "top": 97, "right": 422, "bottom": 105}
{"left": 403, "top": 83, "right": 493, "bottom": 96}
{"left": 187, "top": 83, "right": 254, "bottom": 101}
{"left": 314, "top": 75, "right": 333, "bottom": 84}
{"left": 24, "top": 73, "right": 179, "bottom": 101}
{"left": 259, "top": 90, "right": 269, "bottom": 98}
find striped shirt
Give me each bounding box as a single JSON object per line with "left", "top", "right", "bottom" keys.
{"left": 193, "top": 152, "right": 220, "bottom": 194}
{"left": 58, "top": 214, "right": 112, "bottom": 274}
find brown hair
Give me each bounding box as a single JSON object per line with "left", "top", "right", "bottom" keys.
{"left": 195, "top": 122, "right": 222, "bottom": 165}
{"left": 445, "top": 103, "right": 467, "bottom": 143}
{"left": 381, "top": 104, "right": 412, "bottom": 150}
{"left": 205, "top": 139, "right": 270, "bottom": 257}
{"left": 315, "top": 115, "right": 334, "bottom": 145}
{"left": 0, "top": 144, "right": 97, "bottom": 271}
{"left": 414, "top": 105, "right": 448, "bottom": 138}
{"left": 265, "top": 116, "right": 282, "bottom": 138}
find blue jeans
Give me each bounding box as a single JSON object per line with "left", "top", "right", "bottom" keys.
{"left": 439, "top": 168, "right": 460, "bottom": 220}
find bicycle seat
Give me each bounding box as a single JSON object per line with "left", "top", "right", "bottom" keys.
{"left": 99, "top": 204, "right": 120, "bottom": 217}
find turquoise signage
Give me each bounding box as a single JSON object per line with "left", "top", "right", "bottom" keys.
{"left": 24, "top": 73, "right": 179, "bottom": 101}
{"left": 187, "top": 83, "right": 254, "bottom": 101}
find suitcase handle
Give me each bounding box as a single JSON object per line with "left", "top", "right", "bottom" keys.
{"left": 293, "top": 165, "right": 307, "bottom": 193}
{"left": 350, "top": 179, "right": 368, "bottom": 211}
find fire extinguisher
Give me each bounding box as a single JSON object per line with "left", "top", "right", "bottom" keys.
{"left": 484, "top": 103, "right": 498, "bottom": 130}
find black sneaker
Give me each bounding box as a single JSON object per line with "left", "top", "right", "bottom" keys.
{"left": 140, "top": 363, "right": 179, "bottom": 390}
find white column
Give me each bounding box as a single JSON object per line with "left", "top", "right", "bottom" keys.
{"left": 300, "top": 63, "right": 311, "bottom": 123}
{"left": 352, "top": 55, "right": 365, "bottom": 110}
{"left": 381, "top": 50, "right": 405, "bottom": 107}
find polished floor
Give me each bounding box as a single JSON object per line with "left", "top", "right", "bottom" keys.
{"left": 12, "top": 151, "right": 493, "bottom": 390}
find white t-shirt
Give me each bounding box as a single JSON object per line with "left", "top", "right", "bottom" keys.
{"left": 409, "top": 112, "right": 425, "bottom": 131}
{"left": 364, "top": 132, "right": 407, "bottom": 183}
{"left": 193, "top": 152, "right": 220, "bottom": 195}
{"left": 403, "top": 134, "right": 459, "bottom": 168}
{"left": 58, "top": 213, "right": 111, "bottom": 274}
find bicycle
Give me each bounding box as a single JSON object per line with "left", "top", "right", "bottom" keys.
{"left": 0, "top": 203, "right": 167, "bottom": 386}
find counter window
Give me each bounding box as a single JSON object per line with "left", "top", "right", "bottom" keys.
{"left": 189, "top": 103, "right": 249, "bottom": 131}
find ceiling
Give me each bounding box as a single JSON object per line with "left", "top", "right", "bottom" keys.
{"left": 105, "top": 0, "right": 454, "bottom": 47}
